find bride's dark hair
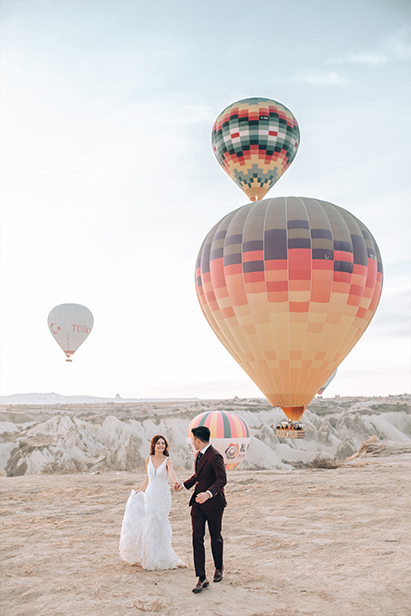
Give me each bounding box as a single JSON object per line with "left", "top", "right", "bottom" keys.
{"left": 150, "top": 434, "right": 169, "bottom": 456}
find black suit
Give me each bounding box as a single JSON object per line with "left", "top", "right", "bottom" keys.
{"left": 183, "top": 445, "right": 227, "bottom": 578}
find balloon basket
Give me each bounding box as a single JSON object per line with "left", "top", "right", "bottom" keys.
{"left": 275, "top": 422, "right": 305, "bottom": 439}
{"left": 276, "top": 429, "right": 305, "bottom": 439}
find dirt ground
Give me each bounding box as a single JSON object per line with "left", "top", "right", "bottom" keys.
{"left": 1, "top": 454, "right": 411, "bottom": 616}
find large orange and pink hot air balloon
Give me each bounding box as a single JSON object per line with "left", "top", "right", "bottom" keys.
{"left": 195, "top": 196, "right": 383, "bottom": 424}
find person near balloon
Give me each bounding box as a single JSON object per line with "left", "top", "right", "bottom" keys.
{"left": 174, "top": 426, "right": 227, "bottom": 594}
{"left": 119, "top": 434, "right": 186, "bottom": 570}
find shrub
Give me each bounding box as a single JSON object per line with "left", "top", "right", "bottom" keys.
{"left": 309, "top": 454, "right": 339, "bottom": 469}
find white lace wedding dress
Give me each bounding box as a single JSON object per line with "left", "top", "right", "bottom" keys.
{"left": 119, "top": 456, "right": 186, "bottom": 570}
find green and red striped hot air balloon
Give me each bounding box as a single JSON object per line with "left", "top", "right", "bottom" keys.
{"left": 187, "top": 410, "right": 251, "bottom": 470}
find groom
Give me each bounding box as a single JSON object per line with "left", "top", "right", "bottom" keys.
{"left": 174, "top": 426, "right": 227, "bottom": 594}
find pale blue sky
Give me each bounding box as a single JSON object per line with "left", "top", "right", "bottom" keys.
{"left": 1, "top": 0, "right": 410, "bottom": 398}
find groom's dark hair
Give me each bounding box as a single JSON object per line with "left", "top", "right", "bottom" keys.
{"left": 191, "top": 426, "right": 210, "bottom": 443}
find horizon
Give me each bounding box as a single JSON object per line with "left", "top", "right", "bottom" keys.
{"left": 1, "top": 390, "right": 409, "bottom": 404}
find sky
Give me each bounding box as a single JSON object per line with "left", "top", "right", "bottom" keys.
{"left": 0, "top": 0, "right": 410, "bottom": 400}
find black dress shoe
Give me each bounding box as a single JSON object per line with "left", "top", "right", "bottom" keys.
{"left": 213, "top": 568, "right": 223, "bottom": 583}
{"left": 192, "top": 578, "right": 210, "bottom": 593}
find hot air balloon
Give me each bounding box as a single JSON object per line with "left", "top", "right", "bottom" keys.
{"left": 317, "top": 369, "right": 337, "bottom": 396}
{"left": 187, "top": 410, "right": 251, "bottom": 470}
{"left": 195, "top": 197, "right": 383, "bottom": 432}
{"left": 47, "top": 303, "right": 93, "bottom": 361}
{"left": 212, "top": 97, "right": 300, "bottom": 202}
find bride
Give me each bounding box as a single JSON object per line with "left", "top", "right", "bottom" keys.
{"left": 119, "top": 434, "right": 186, "bottom": 570}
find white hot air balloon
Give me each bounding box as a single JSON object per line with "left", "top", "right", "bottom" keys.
{"left": 317, "top": 370, "right": 338, "bottom": 396}
{"left": 47, "top": 303, "right": 93, "bottom": 362}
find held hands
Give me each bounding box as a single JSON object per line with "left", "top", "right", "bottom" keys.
{"left": 173, "top": 481, "right": 183, "bottom": 491}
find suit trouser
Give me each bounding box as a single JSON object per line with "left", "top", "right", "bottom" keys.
{"left": 191, "top": 505, "right": 224, "bottom": 578}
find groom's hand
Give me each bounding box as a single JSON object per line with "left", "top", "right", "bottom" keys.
{"left": 195, "top": 492, "right": 210, "bottom": 504}
{"left": 174, "top": 482, "right": 183, "bottom": 491}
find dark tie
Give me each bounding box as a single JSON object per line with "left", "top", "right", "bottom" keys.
{"left": 196, "top": 451, "right": 203, "bottom": 467}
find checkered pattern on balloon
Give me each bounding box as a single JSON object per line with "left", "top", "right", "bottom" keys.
{"left": 192, "top": 97, "right": 383, "bottom": 445}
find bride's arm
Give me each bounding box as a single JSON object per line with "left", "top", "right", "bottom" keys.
{"left": 166, "top": 457, "right": 179, "bottom": 484}
{"left": 136, "top": 456, "right": 149, "bottom": 492}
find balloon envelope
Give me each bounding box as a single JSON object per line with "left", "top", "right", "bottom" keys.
{"left": 187, "top": 410, "right": 251, "bottom": 470}
{"left": 195, "top": 197, "right": 383, "bottom": 421}
{"left": 48, "top": 303, "right": 93, "bottom": 361}
{"left": 212, "top": 97, "right": 300, "bottom": 201}
{"left": 317, "top": 369, "right": 337, "bottom": 395}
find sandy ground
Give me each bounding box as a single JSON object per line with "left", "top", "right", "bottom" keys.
{"left": 1, "top": 454, "right": 411, "bottom": 616}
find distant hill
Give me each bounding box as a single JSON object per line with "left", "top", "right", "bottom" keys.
{"left": 0, "top": 392, "right": 200, "bottom": 405}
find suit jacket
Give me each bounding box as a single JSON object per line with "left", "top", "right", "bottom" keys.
{"left": 183, "top": 445, "right": 227, "bottom": 513}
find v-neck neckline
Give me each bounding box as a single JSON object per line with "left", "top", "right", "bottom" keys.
{"left": 151, "top": 456, "right": 167, "bottom": 474}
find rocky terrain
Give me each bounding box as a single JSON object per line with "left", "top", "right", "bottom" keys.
{"left": 1, "top": 440, "right": 411, "bottom": 616}
{"left": 1, "top": 394, "right": 411, "bottom": 616}
{"left": 0, "top": 394, "right": 410, "bottom": 476}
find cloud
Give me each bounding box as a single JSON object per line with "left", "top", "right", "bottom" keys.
{"left": 329, "top": 51, "right": 388, "bottom": 67}
{"left": 171, "top": 104, "right": 216, "bottom": 125}
{"left": 327, "top": 29, "right": 411, "bottom": 67}
{"left": 294, "top": 70, "right": 348, "bottom": 85}
{"left": 384, "top": 31, "right": 411, "bottom": 60}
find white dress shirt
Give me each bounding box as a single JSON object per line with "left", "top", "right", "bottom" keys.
{"left": 185, "top": 443, "right": 213, "bottom": 498}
